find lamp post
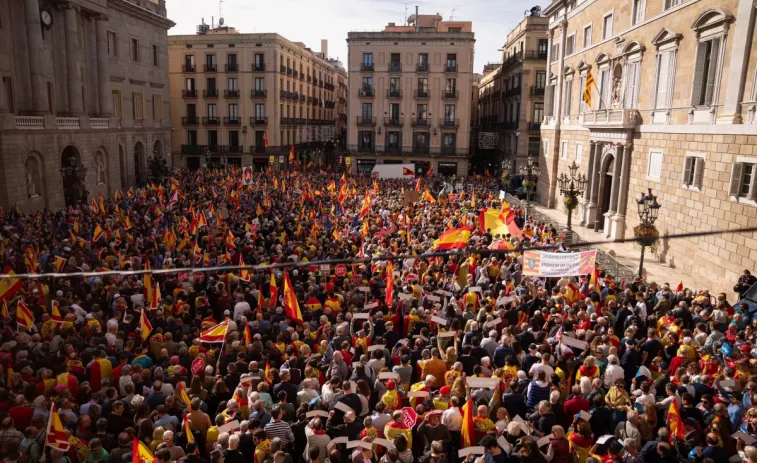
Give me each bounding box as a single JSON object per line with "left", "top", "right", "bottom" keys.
{"left": 558, "top": 161, "right": 588, "bottom": 241}
{"left": 634, "top": 188, "right": 662, "bottom": 280}
{"left": 519, "top": 154, "right": 541, "bottom": 222}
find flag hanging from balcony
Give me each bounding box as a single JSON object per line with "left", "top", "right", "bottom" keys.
{"left": 289, "top": 145, "right": 295, "bottom": 163}
{"left": 583, "top": 70, "right": 595, "bottom": 108}
{"left": 263, "top": 133, "right": 269, "bottom": 148}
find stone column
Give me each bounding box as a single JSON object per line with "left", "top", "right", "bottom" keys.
{"left": 608, "top": 144, "right": 624, "bottom": 214}
{"left": 64, "top": 4, "right": 84, "bottom": 115}
{"left": 586, "top": 141, "right": 601, "bottom": 228}
{"left": 95, "top": 15, "right": 112, "bottom": 116}
{"left": 616, "top": 143, "right": 634, "bottom": 218}
{"left": 0, "top": 78, "right": 8, "bottom": 113}
{"left": 594, "top": 161, "right": 608, "bottom": 232}
{"left": 580, "top": 140, "right": 596, "bottom": 225}
{"left": 25, "top": 0, "right": 48, "bottom": 113}
{"left": 717, "top": 0, "right": 755, "bottom": 124}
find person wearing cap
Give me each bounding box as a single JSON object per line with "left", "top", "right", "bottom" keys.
{"left": 380, "top": 380, "right": 400, "bottom": 412}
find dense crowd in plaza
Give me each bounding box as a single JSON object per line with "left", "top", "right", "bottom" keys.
{"left": 1, "top": 167, "right": 757, "bottom": 463}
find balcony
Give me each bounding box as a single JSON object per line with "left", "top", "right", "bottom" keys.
{"left": 287, "top": 68, "right": 292, "bottom": 76}
{"left": 280, "top": 65, "right": 286, "bottom": 74}
{"left": 226, "top": 145, "right": 244, "bottom": 154}
{"left": 440, "top": 146, "right": 461, "bottom": 156}
{"left": 388, "top": 62, "right": 402, "bottom": 73}
{"left": 412, "top": 145, "right": 430, "bottom": 155}
{"left": 250, "top": 117, "right": 268, "bottom": 126}
{"left": 300, "top": 73, "right": 305, "bottom": 81}
{"left": 225, "top": 63, "right": 239, "bottom": 72}
{"left": 183, "top": 64, "right": 196, "bottom": 73}
{"left": 251, "top": 89, "right": 267, "bottom": 99}
{"left": 384, "top": 117, "right": 403, "bottom": 127}
{"left": 204, "top": 64, "right": 217, "bottom": 72}
{"left": 506, "top": 87, "right": 522, "bottom": 98}
{"left": 279, "top": 90, "right": 290, "bottom": 100}
{"left": 299, "top": 95, "right": 306, "bottom": 103}
{"left": 253, "top": 63, "right": 266, "bottom": 72}
{"left": 181, "top": 144, "right": 205, "bottom": 154}
{"left": 360, "top": 63, "right": 374, "bottom": 72}
{"left": 182, "top": 116, "right": 199, "bottom": 126}
{"left": 445, "top": 63, "right": 458, "bottom": 73}
{"left": 411, "top": 118, "right": 429, "bottom": 127}
{"left": 223, "top": 117, "right": 241, "bottom": 126}
{"left": 203, "top": 89, "right": 219, "bottom": 98}
{"left": 530, "top": 86, "right": 545, "bottom": 96}
{"left": 442, "top": 90, "right": 459, "bottom": 100}
{"left": 202, "top": 117, "right": 220, "bottom": 126}
{"left": 384, "top": 144, "right": 403, "bottom": 154}
{"left": 307, "top": 76, "right": 312, "bottom": 83}
{"left": 224, "top": 89, "right": 240, "bottom": 98}
{"left": 417, "top": 63, "right": 429, "bottom": 73}
{"left": 358, "top": 88, "right": 375, "bottom": 98}
{"left": 386, "top": 89, "right": 402, "bottom": 99}
{"left": 528, "top": 122, "right": 541, "bottom": 131}
{"left": 280, "top": 117, "right": 291, "bottom": 125}
{"left": 293, "top": 70, "right": 299, "bottom": 79}
{"left": 182, "top": 89, "right": 197, "bottom": 98}
{"left": 292, "top": 92, "right": 299, "bottom": 101}
{"left": 356, "top": 116, "right": 376, "bottom": 127}
{"left": 439, "top": 118, "right": 459, "bottom": 128}
{"left": 580, "top": 109, "right": 640, "bottom": 129}
{"left": 415, "top": 89, "right": 429, "bottom": 99}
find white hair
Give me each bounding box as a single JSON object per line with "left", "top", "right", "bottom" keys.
{"left": 163, "top": 431, "right": 174, "bottom": 441}
{"left": 228, "top": 434, "right": 240, "bottom": 447}
{"left": 580, "top": 376, "right": 593, "bottom": 395}
{"left": 549, "top": 390, "right": 560, "bottom": 403}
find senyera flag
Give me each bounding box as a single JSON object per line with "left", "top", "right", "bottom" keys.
{"left": 198, "top": 320, "right": 229, "bottom": 343}
{"left": 433, "top": 226, "right": 473, "bottom": 250}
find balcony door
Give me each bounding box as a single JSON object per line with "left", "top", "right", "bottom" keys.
{"left": 361, "top": 103, "right": 372, "bottom": 121}
{"left": 389, "top": 103, "right": 400, "bottom": 120}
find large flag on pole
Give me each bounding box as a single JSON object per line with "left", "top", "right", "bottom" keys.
{"left": 16, "top": 301, "right": 34, "bottom": 329}
{"left": 132, "top": 437, "right": 156, "bottom": 463}
{"left": 385, "top": 260, "right": 395, "bottom": 308}
{"left": 433, "top": 226, "right": 473, "bottom": 250}
{"left": 667, "top": 398, "right": 684, "bottom": 441}
{"left": 45, "top": 404, "right": 71, "bottom": 451}
{"left": 0, "top": 266, "right": 23, "bottom": 302}
{"left": 198, "top": 320, "right": 229, "bottom": 343}
{"left": 269, "top": 273, "right": 278, "bottom": 309}
{"left": 139, "top": 309, "right": 152, "bottom": 342}
{"left": 460, "top": 397, "right": 476, "bottom": 448}
{"left": 282, "top": 271, "right": 303, "bottom": 323}
{"left": 582, "top": 70, "right": 595, "bottom": 109}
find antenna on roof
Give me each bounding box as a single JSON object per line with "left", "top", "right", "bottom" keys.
{"left": 404, "top": 3, "right": 408, "bottom": 25}
{"left": 451, "top": 8, "right": 455, "bottom": 20}
{"left": 218, "top": 0, "right": 224, "bottom": 27}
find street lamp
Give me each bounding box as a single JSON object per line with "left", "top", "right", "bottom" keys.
{"left": 634, "top": 188, "right": 662, "bottom": 279}
{"left": 519, "top": 154, "right": 541, "bottom": 222}
{"left": 558, "top": 161, "right": 588, "bottom": 241}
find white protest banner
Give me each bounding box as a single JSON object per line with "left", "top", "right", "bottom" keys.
{"left": 458, "top": 447, "right": 485, "bottom": 458}
{"left": 364, "top": 302, "right": 379, "bottom": 310}
{"left": 466, "top": 377, "right": 500, "bottom": 389}
{"left": 498, "top": 435, "right": 513, "bottom": 454}
{"left": 217, "top": 420, "right": 241, "bottom": 434}
{"left": 372, "top": 438, "right": 395, "bottom": 449}
{"left": 347, "top": 440, "right": 373, "bottom": 450}
{"left": 407, "top": 391, "right": 430, "bottom": 398}
{"left": 320, "top": 264, "right": 331, "bottom": 272}
{"left": 485, "top": 317, "right": 502, "bottom": 327}
{"left": 469, "top": 286, "right": 482, "bottom": 293}
{"left": 353, "top": 313, "right": 370, "bottom": 320}
{"left": 359, "top": 286, "right": 371, "bottom": 292}
{"left": 497, "top": 295, "right": 518, "bottom": 307}
{"left": 578, "top": 410, "right": 592, "bottom": 422}
{"left": 438, "top": 331, "right": 457, "bottom": 338}
{"left": 537, "top": 434, "right": 553, "bottom": 447}
{"left": 367, "top": 344, "right": 386, "bottom": 352}
{"left": 397, "top": 339, "right": 409, "bottom": 345}
{"left": 719, "top": 379, "right": 737, "bottom": 388}
{"left": 561, "top": 336, "right": 589, "bottom": 351}
{"left": 334, "top": 402, "right": 355, "bottom": 414}
{"left": 426, "top": 295, "right": 441, "bottom": 302}
{"left": 398, "top": 292, "right": 413, "bottom": 301}
{"left": 499, "top": 190, "right": 505, "bottom": 200}
{"left": 522, "top": 250, "right": 597, "bottom": 277}
{"left": 306, "top": 410, "right": 330, "bottom": 418}
{"left": 327, "top": 436, "right": 349, "bottom": 450}
{"left": 431, "top": 316, "right": 448, "bottom": 325}
{"left": 435, "top": 289, "right": 453, "bottom": 297}
{"left": 378, "top": 372, "right": 399, "bottom": 380}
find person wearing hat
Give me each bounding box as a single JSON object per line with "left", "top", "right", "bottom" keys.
{"left": 432, "top": 386, "right": 451, "bottom": 411}
{"left": 380, "top": 379, "right": 400, "bottom": 412}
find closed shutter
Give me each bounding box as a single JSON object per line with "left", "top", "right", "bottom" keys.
{"left": 579, "top": 76, "right": 586, "bottom": 113}
{"left": 694, "top": 158, "right": 705, "bottom": 189}
{"left": 683, "top": 157, "right": 693, "bottom": 186}
{"left": 691, "top": 42, "right": 708, "bottom": 106}
{"left": 704, "top": 37, "right": 721, "bottom": 105}
{"left": 599, "top": 69, "right": 609, "bottom": 109}
{"left": 730, "top": 163, "right": 744, "bottom": 196}
{"left": 624, "top": 61, "right": 639, "bottom": 108}
{"left": 655, "top": 53, "right": 670, "bottom": 109}
{"left": 564, "top": 80, "right": 572, "bottom": 114}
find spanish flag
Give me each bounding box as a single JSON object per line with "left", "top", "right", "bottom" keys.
{"left": 198, "top": 320, "right": 229, "bottom": 343}
{"left": 177, "top": 382, "right": 192, "bottom": 410}
{"left": 139, "top": 308, "right": 152, "bottom": 342}
{"left": 564, "top": 282, "right": 580, "bottom": 304}
{"left": 583, "top": 70, "right": 595, "bottom": 109}
{"left": 460, "top": 398, "right": 476, "bottom": 448}
{"left": 16, "top": 301, "right": 34, "bottom": 329}
{"left": 385, "top": 260, "right": 395, "bottom": 308}
{"left": 90, "top": 357, "right": 113, "bottom": 392}
{"left": 676, "top": 280, "right": 684, "bottom": 292}
{"left": 414, "top": 177, "right": 422, "bottom": 192}
{"left": 403, "top": 167, "right": 414, "bottom": 176}
{"left": 359, "top": 193, "right": 372, "bottom": 219}
{"left": 53, "top": 256, "right": 67, "bottom": 273}
{"left": 183, "top": 413, "right": 194, "bottom": 442}
{"left": 92, "top": 224, "right": 105, "bottom": 243}
{"left": 269, "top": 273, "right": 278, "bottom": 309}
{"left": 479, "top": 208, "right": 522, "bottom": 237}
{"left": 244, "top": 324, "right": 252, "bottom": 346}
{"left": 132, "top": 437, "right": 156, "bottom": 463}
{"left": 433, "top": 226, "right": 473, "bottom": 250}
{"left": 0, "top": 266, "right": 23, "bottom": 303}
{"left": 289, "top": 145, "right": 295, "bottom": 163}
{"left": 327, "top": 180, "right": 336, "bottom": 192}
{"left": 1, "top": 299, "right": 8, "bottom": 319}
{"left": 263, "top": 132, "right": 269, "bottom": 148}
{"left": 282, "top": 271, "right": 303, "bottom": 323}
{"left": 667, "top": 398, "right": 684, "bottom": 441}
{"left": 422, "top": 190, "right": 436, "bottom": 203}
{"left": 304, "top": 296, "right": 323, "bottom": 312}
{"left": 264, "top": 361, "right": 273, "bottom": 385}
{"left": 51, "top": 300, "right": 63, "bottom": 324}
{"left": 46, "top": 404, "right": 71, "bottom": 451}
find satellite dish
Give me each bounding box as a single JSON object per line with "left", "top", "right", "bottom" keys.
{"left": 407, "top": 14, "right": 416, "bottom": 24}
{"left": 219, "top": 17, "right": 225, "bottom": 26}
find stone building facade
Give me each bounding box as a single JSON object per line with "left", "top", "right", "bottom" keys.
{"left": 346, "top": 15, "right": 476, "bottom": 176}
{"left": 539, "top": 0, "right": 757, "bottom": 294}
{"left": 167, "top": 29, "right": 340, "bottom": 171}
{"left": 0, "top": 0, "right": 174, "bottom": 212}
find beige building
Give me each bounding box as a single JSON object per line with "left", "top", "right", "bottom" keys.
{"left": 0, "top": 0, "right": 174, "bottom": 211}
{"left": 346, "top": 15, "right": 476, "bottom": 176}
{"left": 168, "top": 26, "right": 340, "bottom": 171}
{"left": 538, "top": 0, "right": 757, "bottom": 293}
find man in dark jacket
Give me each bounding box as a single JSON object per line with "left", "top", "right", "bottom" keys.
{"left": 502, "top": 381, "right": 527, "bottom": 420}
{"left": 526, "top": 401, "right": 556, "bottom": 437}
{"left": 326, "top": 410, "right": 364, "bottom": 440}
{"left": 621, "top": 340, "right": 642, "bottom": 388}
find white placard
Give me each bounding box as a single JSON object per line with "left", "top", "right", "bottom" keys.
{"left": 497, "top": 294, "right": 518, "bottom": 307}
{"left": 368, "top": 344, "right": 386, "bottom": 352}
{"left": 537, "top": 434, "right": 553, "bottom": 447}
{"left": 306, "top": 410, "right": 330, "bottom": 418}
{"left": 578, "top": 410, "right": 592, "bottom": 422}
{"left": 458, "top": 447, "right": 485, "bottom": 458}
{"left": 522, "top": 250, "right": 597, "bottom": 277}
{"left": 560, "top": 336, "right": 589, "bottom": 350}
{"left": 372, "top": 438, "right": 395, "bottom": 449}
{"left": 485, "top": 317, "right": 502, "bottom": 327}
{"left": 435, "top": 290, "right": 453, "bottom": 297}
{"left": 320, "top": 264, "right": 331, "bottom": 272}
{"left": 398, "top": 293, "right": 413, "bottom": 300}
{"left": 469, "top": 286, "right": 482, "bottom": 293}
{"left": 359, "top": 286, "right": 371, "bottom": 292}
{"left": 466, "top": 377, "right": 500, "bottom": 389}
{"left": 407, "top": 391, "right": 429, "bottom": 398}
{"left": 378, "top": 372, "right": 399, "bottom": 380}
{"left": 347, "top": 440, "right": 374, "bottom": 450}
{"left": 719, "top": 379, "right": 737, "bottom": 388}
{"left": 499, "top": 190, "right": 505, "bottom": 200}
{"left": 597, "top": 435, "right": 614, "bottom": 444}
{"left": 216, "top": 420, "right": 241, "bottom": 434}
{"left": 734, "top": 432, "right": 757, "bottom": 445}
{"left": 353, "top": 313, "right": 370, "bottom": 320}
{"left": 427, "top": 295, "right": 441, "bottom": 302}
{"left": 397, "top": 339, "right": 409, "bottom": 345}
{"left": 334, "top": 401, "right": 355, "bottom": 414}
{"left": 438, "top": 331, "right": 457, "bottom": 338}
{"left": 327, "top": 436, "right": 349, "bottom": 450}
{"left": 497, "top": 435, "right": 512, "bottom": 454}
{"left": 431, "top": 316, "right": 448, "bottom": 325}
{"left": 364, "top": 302, "right": 379, "bottom": 310}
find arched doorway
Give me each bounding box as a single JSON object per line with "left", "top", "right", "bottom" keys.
{"left": 596, "top": 150, "right": 615, "bottom": 231}
{"left": 149, "top": 140, "right": 165, "bottom": 180}
{"left": 134, "top": 142, "right": 144, "bottom": 185}
{"left": 119, "top": 145, "right": 127, "bottom": 189}
{"left": 60, "top": 146, "right": 87, "bottom": 207}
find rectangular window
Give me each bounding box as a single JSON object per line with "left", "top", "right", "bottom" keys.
{"left": 583, "top": 25, "right": 592, "bottom": 48}
{"left": 389, "top": 103, "right": 400, "bottom": 119}
{"left": 691, "top": 37, "right": 722, "bottom": 106}
{"left": 682, "top": 154, "right": 705, "bottom": 189}
{"left": 563, "top": 80, "right": 573, "bottom": 115}
{"left": 131, "top": 39, "right": 139, "bottom": 61}
{"left": 362, "top": 77, "right": 373, "bottom": 89}
{"left": 533, "top": 102, "right": 544, "bottom": 122}
{"left": 361, "top": 102, "right": 372, "bottom": 120}
{"left": 647, "top": 149, "right": 663, "bottom": 181}
{"left": 187, "top": 130, "right": 198, "bottom": 145}
{"left": 186, "top": 104, "right": 196, "bottom": 118}
{"left": 602, "top": 13, "right": 613, "bottom": 40}
{"left": 207, "top": 78, "right": 217, "bottom": 92}
{"left": 655, "top": 51, "right": 675, "bottom": 109}
{"left": 418, "top": 78, "right": 428, "bottom": 92}
{"left": 228, "top": 77, "right": 238, "bottom": 91}
{"left": 551, "top": 43, "right": 559, "bottom": 62}
{"left": 576, "top": 142, "right": 584, "bottom": 164}
{"left": 111, "top": 89, "right": 122, "bottom": 118}
{"left": 624, "top": 61, "right": 640, "bottom": 108}
{"left": 255, "top": 77, "right": 264, "bottom": 91}
{"left": 419, "top": 53, "right": 428, "bottom": 66}
{"left": 185, "top": 78, "right": 195, "bottom": 91}
{"left": 536, "top": 71, "right": 547, "bottom": 90}
{"left": 566, "top": 35, "right": 575, "bottom": 56}
{"left": 132, "top": 92, "right": 144, "bottom": 119}
{"left": 578, "top": 75, "right": 587, "bottom": 113}
{"left": 228, "top": 103, "right": 239, "bottom": 118}
{"left": 599, "top": 68, "right": 610, "bottom": 110}
{"left": 255, "top": 53, "right": 264, "bottom": 68}
{"left": 538, "top": 39, "right": 548, "bottom": 56}
{"left": 561, "top": 141, "right": 568, "bottom": 159}
{"left": 445, "top": 78, "right": 457, "bottom": 93}
{"left": 664, "top": 0, "right": 682, "bottom": 10}
{"left": 255, "top": 104, "right": 265, "bottom": 119}
{"left": 107, "top": 31, "right": 118, "bottom": 56}
{"left": 632, "top": 0, "right": 645, "bottom": 25}
{"left": 528, "top": 137, "right": 541, "bottom": 156}
{"left": 362, "top": 53, "right": 373, "bottom": 65}
{"left": 389, "top": 77, "right": 400, "bottom": 91}
{"left": 152, "top": 45, "right": 158, "bottom": 66}
{"left": 206, "top": 54, "right": 217, "bottom": 68}
{"left": 208, "top": 130, "right": 218, "bottom": 147}
{"left": 444, "top": 104, "right": 456, "bottom": 121}
{"left": 730, "top": 162, "right": 757, "bottom": 199}
{"left": 207, "top": 103, "right": 217, "bottom": 118}
{"left": 152, "top": 94, "right": 162, "bottom": 120}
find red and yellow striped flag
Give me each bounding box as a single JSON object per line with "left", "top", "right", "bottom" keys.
{"left": 460, "top": 398, "right": 476, "bottom": 448}
{"left": 16, "top": 301, "right": 34, "bottom": 329}
{"left": 139, "top": 308, "right": 152, "bottom": 342}
{"left": 51, "top": 300, "right": 63, "bottom": 324}
{"left": 198, "top": 320, "right": 229, "bottom": 343}
{"left": 183, "top": 413, "right": 194, "bottom": 442}
{"left": 177, "top": 382, "right": 192, "bottom": 410}
{"left": 46, "top": 404, "right": 71, "bottom": 451}
{"left": 582, "top": 70, "right": 595, "bottom": 109}
{"left": 282, "top": 271, "right": 302, "bottom": 323}
{"left": 433, "top": 226, "right": 473, "bottom": 250}
{"left": 53, "top": 256, "right": 67, "bottom": 272}
{"left": 132, "top": 437, "right": 155, "bottom": 463}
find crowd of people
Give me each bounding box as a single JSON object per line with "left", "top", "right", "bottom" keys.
{"left": 0, "top": 167, "right": 756, "bottom": 463}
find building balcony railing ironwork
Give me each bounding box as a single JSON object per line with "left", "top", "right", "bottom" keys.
{"left": 292, "top": 92, "right": 299, "bottom": 101}
{"left": 182, "top": 116, "right": 200, "bottom": 126}
{"left": 300, "top": 73, "right": 305, "bottom": 81}
{"left": 182, "top": 89, "right": 197, "bottom": 98}
{"left": 386, "top": 89, "right": 402, "bottom": 99}
{"left": 307, "top": 76, "right": 312, "bottom": 83}
{"left": 253, "top": 63, "right": 266, "bottom": 72}
{"left": 435, "top": 147, "right": 468, "bottom": 156}
{"left": 356, "top": 117, "right": 376, "bottom": 127}
{"left": 203, "top": 89, "right": 219, "bottom": 98}
{"left": 225, "top": 63, "right": 239, "bottom": 72}
{"left": 411, "top": 118, "right": 429, "bottom": 127}
{"left": 280, "top": 117, "right": 292, "bottom": 125}
{"left": 250, "top": 117, "right": 268, "bottom": 126}
{"left": 202, "top": 117, "right": 220, "bottom": 126}
{"left": 531, "top": 86, "right": 545, "bottom": 96}
{"left": 226, "top": 145, "right": 244, "bottom": 154}
{"left": 300, "top": 95, "right": 306, "bottom": 103}
{"left": 439, "top": 118, "right": 459, "bottom": 128}
{"left": 287, "top": 68, "right": 292, "bottom": 76}
{"left": 204, "top": 64, "right": 217, "bottom": 72}
{"left": 293, "top": 70, "right": 299, "bottom": 79}
{"left": 223, "top": 117, "right": 241, "bottom": 125}
{"left": 358, "top": 88, "right": 375, "bottom": 98}
{"left": 528, "top": 122, "right": 541, "bottom": 131}
{"left": 384, "top": 144, "right": 403, "bottom": 154}
{"left": 224, "top": 89, "right": 240, "bottom": 98}
{"left": 361, "top": 63, "right": 374, "bottom": 72}
{"left": 416, "top": 63, "right": 429, "bottom": 73}
{"left": 384, "top": 117, "right": 403, "bottom": 127}
{"left": 251, "top": 89, "right": 267, "bottom": 99}
{"left": 183, "top": 64, "right": 196, "bottom": 73}
{"left": 253, "top": 145, "right": 266, "bottom": 153}
{"left": 181, "top": 144, "right": 204, "bottom": 154}
{"left": 388, "top": 62, "right": 402, "bottom": 73}
{"left": 325, "top": 83, "right": 335, "bottom": 90}
{"left": 415, "top": 89, "right": 429, "bottom": 99}
{"left": 412, "top": 145, "right": 430, "bottom": 155}
{"left": 442, "top": 90, "right": 459, "bottom": 100}
{"left": 280, "top": 65, "right": 286, "bottom": 74}
{"left": 445, "top": 63, "right": 458, "bottom": 73}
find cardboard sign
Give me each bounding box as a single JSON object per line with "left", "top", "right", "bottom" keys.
{"left": 372, "top": 438, "right": 395, "bottom": 449}
{"left": 560, "top": 336, "right": 589, "bottom": 350}
{"left": 401, "top": 407, "right": 417, "bottom": 428}
{"left": 320, "top": 264, "right": 331, "bottom": 272}
{"left": 497, "top": 435, "right": 512, "bottom": 454}
{"left": 407, "top": 391, "right": 429, "bottom": 398}
{"left": 431, "top": 315, "right": 448, "bottom": 325}
{"left": 398, "top": 292, "right": 413, "bottom": 301}
{"left": 719, "top": 379, "right": 737, "bottom": 388}
{"left": 435, "top": 289, "right": 453, "bottom": 297}
{"left": 426, "top": 295, "right": 441, "bottom": 302}
{"left": 733, "top": 432, "right": 757, "bottom": 445}
{"left": 397, "top": 339, "right": 409, "bottom": 345}
{"left": 306, "top": 410, "right": 330, "bottom": 418}
{"left": 364, "top": 302, "right": 379, "bottom": 310}
{"left": 327, "top": 436, "right": 348, "bottom": 450}
{"left": 484, "top": 317, "right": 502, "bottom": 327}
{"left": 537, "top": 434, "right": 553, "bottom": 447}
{"left": 347, "top": 440, "right": 373, "bottom": 450}
{"left": 469, "top": 286, "right": 482, "bottom": 293}
{"left": 353, "top": 313, "right": 370, "bottom": 320}
{"left": 378, "top": 372, "right": 399, "bottom": 380}
{"left": 499, "top": 190, "right": 506, "bottom": 200}
{"left": 466, "top": 377, "right": 500, "bottom": 389}
{"left": 334, "top": 402, "right": 355, "bottom": 414}
{"left": 578, "top": 410, "right": 592, "bottom": 422}
{"left": 367, "top": 344, "right": 386, "bottom": 352}
{"left": 438, "top": 331, "right": 457, "bottom": 338}
{"left": 458, "top": 447, "right": 485, "bottom": 458}
{"left": 216, "top": 420, "right": 241, "bottom": 434}
{"left": 359, "top": 286, "right": 371, "bottom": 292}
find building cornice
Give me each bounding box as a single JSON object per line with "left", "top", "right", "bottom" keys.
{"left": 346, "top": 31, "right": 475, "bottom": 42}
{"left": 107, "top": 0, "right": 175, "bottom": 30}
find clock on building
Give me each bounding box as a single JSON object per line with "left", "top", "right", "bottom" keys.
{"left": 40, "top": 9, "right": 53, "bottom": 29}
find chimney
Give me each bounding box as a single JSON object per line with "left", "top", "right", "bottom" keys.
{"left": 321, "top": 39, "right": 328, "bottom": 59}
{"left": 415, "top": 6, "right": 419, "bottom": 32}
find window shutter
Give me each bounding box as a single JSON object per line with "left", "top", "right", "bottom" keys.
{"left": 704, "top": 38, "right": 720, "bottom": 105}
{"left": 730, "top": 163, "right": 744, "bottom": 196}
{"left": 655, "top": 53, "right": 669, "bottom": 109}
{"left": 564, "top": 81, "right": 572, "bottom": 114}
{"left": 624, "top": 62, "right": 639, "bottom": 108}
{"left": 694, "top": 158, "right": 705, "bottom": 189}
{"left": 683, "top": 157, "right": 693, "bottom": 186}
{"left": 691, "top": 42, "right": 708, "bottom": 106}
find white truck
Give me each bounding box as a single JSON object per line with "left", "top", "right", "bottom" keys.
{"left": 370, "top": 163, "right": 416, "bottom": 179}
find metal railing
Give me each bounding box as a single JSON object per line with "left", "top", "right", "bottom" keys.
{"left": 412, "top": 145, "right": 430, "bottom": 154}
{"left": 384, "top": 117, "right": 403, "bottom": 127}
{"left": 181, "top": 144, "right": 205, "bottom": 154}
{"left": 443, "top": 90, "right": 459, "bottom": 99}
{"left": 386, "top": 89, "right": 402, "bottom": 99}
{"left": 204, "top": 64, "right": 217, "bottom": 72}
{"left": 439, "top": 118, "right": 459, "bottom": 128}
{"left": 223, "top": 117, "right": 241, "bottom": 125}
{"left": 531, "top": 86, "right": 545, "bottom": 96}
{"left": 203, "top": 89, "right": 219, "bottom": 98}
{"left": 358, "top": 88, "right": 375, "bottom": 98}
{"left": 528, "top": 122, "right": 541, "bottom": 131}
{"left": 225, "top": 63, "right": 239, "bottom": 72}
{"left": 411, "top": 118, "right": 429, "bottom": 127}
{"left": 445, "top": 63, "right": 458, "bottom": 73}
{"left": 250, "top": 117, "right": 268, "bottom": 126}
{"left": 182, "top": 89, "right": 197, "bottom": 98}
{"left": 224, "top": 89, "right": 240, "bottom": 98}
{"left": 253, "top": 63, "right": 266, "bottom": 72}
{"left": 183, "top": 64, "right": 196, "bottom": 72}
{"left": 388, "top": 62, "right": 402, "bottom": 72}
{"left": 417, "top": 63, "right": 429, "bottom": 72}
{"left": 360, "top": 63, "right": 374, "bottom": 72}
{"left": 416, "top": 90, "right": 429, "bottom": 99}
{"left": 182, "top": 116, "right": 199, "bottom": 125}
{"left": 251, "top": 89, "right": 267, "bottom": 98}
{"left": 356, "top": 116, "right": 376, "bottom": 126}
{"left": 202, "top": 117, "right": 220, "bottom": 125}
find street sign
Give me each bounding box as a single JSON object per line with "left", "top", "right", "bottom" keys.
{"left": 335, "top": 264, "right": 347, "bottom": 277}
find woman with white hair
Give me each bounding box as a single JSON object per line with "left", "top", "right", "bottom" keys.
{"left": 603, "top": 355, "right": 625, "bottom": 388}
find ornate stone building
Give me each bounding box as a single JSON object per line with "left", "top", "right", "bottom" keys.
{"left": 539, "top": 0, "right": 757, "bottom": 293}
{"left": 0, "top": 0, "right": 174, "bottom": 212}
